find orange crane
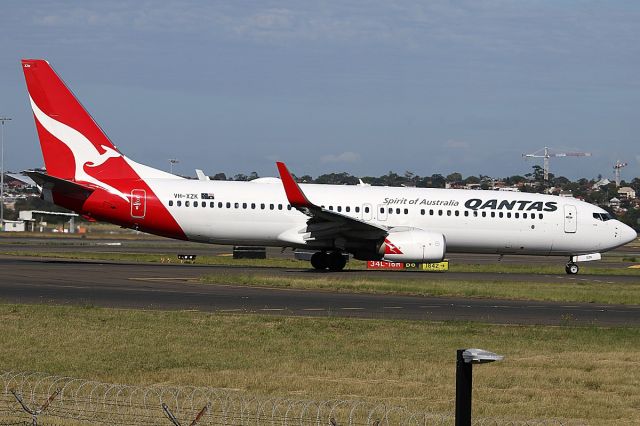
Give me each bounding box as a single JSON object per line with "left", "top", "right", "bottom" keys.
{"left": 522, "top": 146, "right": 591, "bottom": 182}
{"left": 613, "top": 160, "right": 628, "bottom": 187}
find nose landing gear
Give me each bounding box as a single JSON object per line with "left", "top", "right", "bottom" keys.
{"left": 565, "top": 262, "right": 579, "bottom": 275}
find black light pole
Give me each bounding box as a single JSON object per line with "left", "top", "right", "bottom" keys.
{"left": 0, "top": 117, "right": 11, "bottom": 231}
{"left": 455, "top": 348, "right": 504, "bottom": 426}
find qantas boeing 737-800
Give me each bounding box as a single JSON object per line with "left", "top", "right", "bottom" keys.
{"left": 20, "top": 59, "right": 637, "bottom": 273}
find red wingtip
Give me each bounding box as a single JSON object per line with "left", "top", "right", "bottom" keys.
{"left": 276, "top": 162, "right": 312, "bottom": 208}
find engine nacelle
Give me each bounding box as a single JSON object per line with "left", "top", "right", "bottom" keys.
{"left": 381, "top": 229, "right": 446, "bottom": 263}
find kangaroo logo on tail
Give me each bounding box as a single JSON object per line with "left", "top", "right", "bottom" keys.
{"left": 29, "top": 96, "right": 129, "bottom": 201}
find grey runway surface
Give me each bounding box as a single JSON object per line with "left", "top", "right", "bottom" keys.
{"left": 1, "top": 256, "right": 638, "bottom": 326}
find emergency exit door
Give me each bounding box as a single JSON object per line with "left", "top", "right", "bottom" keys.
{"left": 564, "top": 205, "right": 577, "bottom": 233}
{"left": 130, "top": 189, "right": 146, "bottom": 219}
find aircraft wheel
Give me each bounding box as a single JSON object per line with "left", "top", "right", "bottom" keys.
{"left": 565, "top": 263, "right": 579, "bottom": 275}
{"left": 327, "top": 252, "right": 347, "bottom": 271}
{"left": 310, "top": 252, "right": 329, "bottom": 270}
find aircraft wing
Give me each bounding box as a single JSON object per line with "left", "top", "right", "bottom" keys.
{"left": 276, "top": 162, "right": 388, "bottom": 242}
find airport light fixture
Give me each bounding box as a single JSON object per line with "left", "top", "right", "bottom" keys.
{"left": 169, "top": 158, "right": 179, "bottom": 174}
{"left": 456, "top": 348, "right": 504, "bottom": 426}
{"left": 0, "top": 117, "right": 11, "bottom": 231}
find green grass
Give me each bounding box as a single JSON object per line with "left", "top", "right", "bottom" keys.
{"left": 199, "top": 273, "right": 640, "bottom": 305}
{"left": 0, "top": 303, "right": 637, "bottom": 422}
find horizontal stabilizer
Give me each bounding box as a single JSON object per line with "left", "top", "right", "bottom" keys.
{"left": 23, "top": 170, "right": 95, "bottom": 199}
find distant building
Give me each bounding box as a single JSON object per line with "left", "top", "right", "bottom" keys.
{"left": 593, "top": 178, "right": 611, "bottom": 189}
{"left": 609, "top": 197, "right": 621, "bottom": 208}
{"left": 618, "top": 186, "right": 636, "bottom": 200}
{"left": 2, "top": 220, "right": 26, "bottom": 232}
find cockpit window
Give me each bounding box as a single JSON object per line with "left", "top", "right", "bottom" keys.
{"left": 593, "top": 212, "right": 614, "bottom": 221}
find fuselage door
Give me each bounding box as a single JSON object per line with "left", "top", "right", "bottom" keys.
{"left": 377, "top": 204, "right": 388, "bottom": 221}
{"left": 564, "top": 204, "right": 577, "bottom": 233}
{"left": 131, "top": 189, "right": 146, "bottom": 219}
{"left": 362, "top": 203, "right": 373, "bottom": 221}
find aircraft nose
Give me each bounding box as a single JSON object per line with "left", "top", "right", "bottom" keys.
{"left": 622, "top": 224, "right": 638, "bottom": 245}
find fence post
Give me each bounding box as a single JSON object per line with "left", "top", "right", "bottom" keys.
{"left": 11, "top": 388, "right": 59, "bottom": 426}
{"left": 162, "top": 402, "right": 209, "bottom": 426}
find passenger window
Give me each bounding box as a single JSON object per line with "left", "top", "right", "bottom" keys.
{"left": 364, "top": 207, "right": 369, "bottom": 213}
{"left": 507, "top": 212, "right": 511, "bottom": 218}
{"left": 523, "top": 213, "right": 528, "bottom": 219}
{"left": 226, "top": 202, "right": 231, "bottom": 208}
{"left": 356, "top": 206, "right": 360, "bottom": 213}
{"left": 234, "top": 202, "right": 239, "bottom": 209}
{"left": 242, "top": 203, "right": 247, "bottom": 209}
{"left": 185, "top": 201, "right": 190, "bottom": 207}
{"left": 438, "top": 210, "right": 443, "bottom": 216}
{"left": 396, "top": 208, "right": 400, "bottom": 214}
{"left": 346, "top": 206, "right": 351, "bottom": 212}
{"left": 329, "top": 206, "right": 333, "bottom": 211}
{"left": 473, "top": 210, "right": 478, "bottom": 217}
{"left": 421, "top": 209, "right": 425, "bottom": 215}
{"left": 202, "top": 202, "right": 206, "bottom": 208}
{"left": 447, "top": 210, "right": 451, "bottom": 216}
{"left": 380, "top": 207, "right": 384, "bottom": 214}
{"left": 194, "top": 201, "right": 198, "bottom": 207}
{"left": 337, "top": 206, "right": 342, "bottom": 212}
{"left": 270, "top": 204, "right": 274, "bottom": 210}
{"left": 490, "top": 212, "right": 495, "bottom": 218}
{"left": 455, "top": 211, "right": 459, "bottom": 217}
{"left": 278, "top": 204, "right": 283, "bottom": 210}
{"left": 499, "top": 212, "right": 503, "bottom": 218}
{"left": 261, "top": 203, "right": 265, "bottom": 209}
{"left": 464, "top": 211, "right": 469, "bottom": 217}
{"left": 177, "top": 200, "right": 182, "bottom": 207}
{"left": 515, "top": 213, "right": 519, "bottom": 219}
{"left": 210, "top": 202, "right": 214, "bottom": 208}
{"left": 251, "top": 203, "right": 256, "bottom": 209}
{"left": 430, "top": 209, "right": 434, "bottom": 215}
{"left": 169, "top": 200, "right": 173, "bottom": 206}
{"left": 404, "top": 208, "right": 408, "bottom": 214}
{"left": 481, "top": 211, "right": 486, "bottom": 218}
{"left": 287, "top": 205, "right": 292, "bottom": 210}
{"left": 539, "top": 214, "right": 544, "bottom": 219}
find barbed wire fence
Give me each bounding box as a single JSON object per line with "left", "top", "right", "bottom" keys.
{"left": 0, "top": 372, "right": 572, "bottom": 425}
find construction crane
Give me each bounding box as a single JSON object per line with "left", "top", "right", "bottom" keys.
{"left": 613, "top": 160, "right": 628, "bottom": 187}
{"left": 522, "top": 146, "right": 591, "bottom": 182}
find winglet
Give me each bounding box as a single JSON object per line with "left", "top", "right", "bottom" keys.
{"left": 276, "top": 162, "right": 313, "bottom": 208}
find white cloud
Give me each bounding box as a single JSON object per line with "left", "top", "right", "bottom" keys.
{"left": 320, "top": 151, "right": 361, "bottom": 163}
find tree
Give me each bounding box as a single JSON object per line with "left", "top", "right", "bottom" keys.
{"left": 464, "top": 176, "right": 480, "bottom": 185}
{"left": 212, "top": 173, "right": 227, "bottom": 181}
{"left": 446, "top": 172, "right": 463, "bottom": 183}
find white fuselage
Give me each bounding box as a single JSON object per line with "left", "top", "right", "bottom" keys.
{"left": 147, "top": 178, "right": 635, "bottom": 256}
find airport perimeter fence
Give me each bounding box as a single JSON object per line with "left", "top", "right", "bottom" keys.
{"left": 0, "top": 372, "right": 572, "bottom": 425}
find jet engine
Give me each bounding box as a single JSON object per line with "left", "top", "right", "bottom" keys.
{"left": 380, "top": 229, "right": 446, "bottom": 263}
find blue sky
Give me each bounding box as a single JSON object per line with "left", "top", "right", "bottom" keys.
{"left": 1, "top": 1, "right": 639, "bottom": 181}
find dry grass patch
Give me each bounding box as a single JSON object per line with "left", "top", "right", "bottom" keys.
{"left": 0, "top": 304, "right": 638, "bottom": 422}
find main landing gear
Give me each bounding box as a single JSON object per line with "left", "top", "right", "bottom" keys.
{"left": 310, "top": 251, "right": 347, "bottom": 272}
{"left": 565, "top": 262, "right": 579, "bottom": 275}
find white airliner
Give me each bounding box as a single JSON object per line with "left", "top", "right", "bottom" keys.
{"left": 21, "top": 59, "right": 637, "bottom": 274}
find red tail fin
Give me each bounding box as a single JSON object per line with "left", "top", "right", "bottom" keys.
{"left": 22, "top": 59, "right": 121, "bottom": 181}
